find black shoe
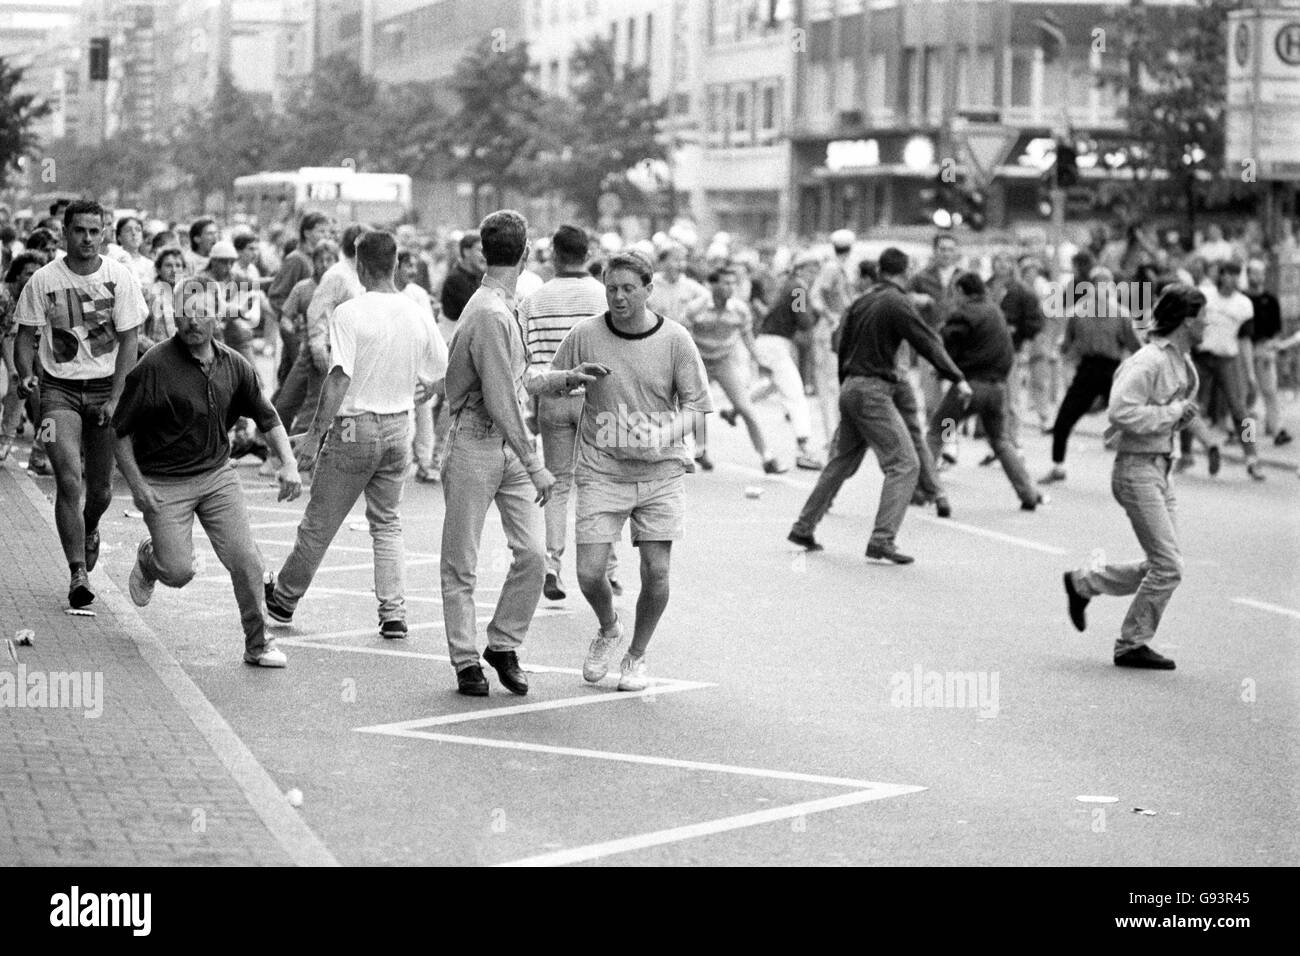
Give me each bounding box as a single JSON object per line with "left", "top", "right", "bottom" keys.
{"left": 1021, "top": 493, "right": 1046, "bottom": 512}
{"left": 456, "top": 663, "right": 490, "bottom": 696}
{"left": 483, "top": 647, "right": 529, "bottom": 695}
{"left": 264, "top": 576, "right": 293, "bottom": 624}
{"left": 935, "top": 497, "right": 952, "bottom": 519}
{"left": 380, "top": 619, "right": 408, "bottom": 639}
{"left": 1246, "top": 460, "right": 1266, "bottom": 482}
{"left": 608, "top": 576, "right": 623, "bottom": 597}
{"left": 940, "top": 451, "right": 958, "bottom": 465}
{"left": 694, "top": 452, "right": 714, "bottom": 471}
{"left": 787, "top": 530, "right": 823, "bottom": 552}
{"left": 719, "top": 408, "right": 737, "bottom": 427}
{"left": 865, "top": 543, "right": 914, "bottom": 564}
{"left": 1114, "top": 645, "right": 1176, "bottom": 670}
{"left": 1063, "top": 571, "right": 1088, "bottom": 632}
{"left": 543, "top": 572, "right": 566, "bottom": 601}
{"left": 1207, "top": 445, "right": 1221, "bottom": 476}
{"left": 979, "top": 452, "right": 997, "bottom": 467}
{"left": 69, "top": 567, "right": 95, "bottom": 609}
{"left": 763, "top": 458, "right": 789, "bottom": 474}
{"left": 1276, "top": 429, "right": 1293, "bottom": 447}
{"left": 84, "top": 529, "right": 101, "bottom": 573}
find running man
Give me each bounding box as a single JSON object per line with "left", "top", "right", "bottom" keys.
{"left": 681, "top": 268, "right": 785, "bottom": 473}
{"left": 548, "top": 250, "right": 713, "bottom": 691}
{"left": 14, "top": 199, "right": 145, "bottom": 607}
{"left": 113, "top": 279, "right": 302, "bottom": 667}
{"left": 1063, "top": 286, "right": 1207, "bottom": 670}
{"left": 265, "top": 231, "right": 447, "bottom": 638}
{"left": 788, "top": 248, "right": 969, "bottom": 563}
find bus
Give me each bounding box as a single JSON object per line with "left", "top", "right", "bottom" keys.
{"left": 232, "top": 167, "right": 413, "bottom": 229}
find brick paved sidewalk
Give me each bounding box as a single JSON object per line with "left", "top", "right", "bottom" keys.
{"left": 0, "top": 466, "right": 336, "bottom": 866}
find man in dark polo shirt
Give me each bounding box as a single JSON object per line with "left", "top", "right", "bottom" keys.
{"left": 112, "top": 278, "right": 302, "bottom": 667}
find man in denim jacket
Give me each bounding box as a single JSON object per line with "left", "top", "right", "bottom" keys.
{"left": 1062, "top": 285, "right": 1207, "bottom": 670}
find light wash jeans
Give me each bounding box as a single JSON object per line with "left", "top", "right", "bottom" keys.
{"left": 1252, "top": 343, "right": 1280, "bottom": 435}
{"left": 273, "top": 412, "right": 411, "bottom": 624}
{"left": 1072, "top": 453, "right": 1183, "bottom": 655}
{"left": 412, "top": 383, "right": 450, "bottom": 471}
{"left": 440, "top": 410, "right": 546, "bottom": 672}
{"left": 754, "top": 334, "right": 813, "bottom": 441}
{"left": 139, "top": 464, "right": 268, "bottom": 654}
{"left": 810, "top": 319, "right": 840, "bottom": 448}
{"left": 537, "top": 391, "right": 617, "bottom": 580}
{"left": 792, "top": 376, "right": 920, "bottom": 549}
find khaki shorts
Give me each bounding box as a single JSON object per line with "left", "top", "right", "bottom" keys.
{"left": 575, "top": 472, "right": 685, "bottom": 545}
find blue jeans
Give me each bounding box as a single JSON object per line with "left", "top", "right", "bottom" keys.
{"left": 792, "top": 376, "right": 920, "bottom": 549}
{"left": 273, "top": 412, "right": 411, "bottom": 624}
{"left": 928, "top": 379, "right": 1038, "bottom": 506}
{"left": 1072, "top": 453, "right": 1183, "bottom": 654}
{"left": 440, "top": 410, "right": 546, "bottom": 672}
{"left": 140, "top": 465, "right": 268, "bottom": 654}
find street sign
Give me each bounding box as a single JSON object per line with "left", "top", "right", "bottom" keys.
{"left": 1226, "top": 6, "right": 1300, "bottom": 180}
{"left": 952, "top": 121, "right": 1019, "bottom": 188}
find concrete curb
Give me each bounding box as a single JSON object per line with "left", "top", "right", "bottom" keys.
{"left": 13, "top": 473, "right": 340, "bottom": 868}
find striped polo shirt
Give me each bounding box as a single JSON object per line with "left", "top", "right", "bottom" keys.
{"left": 518, "top": 274, "right": 608, "bottom": 368}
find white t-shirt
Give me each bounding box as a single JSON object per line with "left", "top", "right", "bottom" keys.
{"left": 329, "top": 291, "right": 448, "bottom": 416}
{"left": 1200, "top": 288, "right": 1254, "bottom": 358}
{"left": 648, "top": 273, "right": 710, "bottom": 324}
{"left": 15, "top": 255, "right": 147, "bottom": 380}
{"left": 516, "top": 269, "right": 544, "bottom": 300}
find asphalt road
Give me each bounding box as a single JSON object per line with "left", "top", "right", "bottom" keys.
{"left": 23, "top": 394, "right": 1300, "bottom": 866}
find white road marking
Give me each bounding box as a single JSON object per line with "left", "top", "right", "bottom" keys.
{"left": 249, "top": 521, "right": 303, "bottom": 530}
{"left": 194, "top": 557, "right": 439, "bottom": 584}
{"left": 283, "top": 641, "right": 645, "bottom": 679}
{"left": 358, "top": 681, "right": 715, "bottom": 730}
{"left": 1231, "top": 597, "right": 1300, "bottom": 622}
{"left": 497, "top": 786, "right": 924, "bottom": 867}
{"left": 255, "top": 539, "right": 440, "bottom": 560}
{"left": 279, "top": 623, "right": 449, "bottom": 641}
{"left": 911, "top": 513, "right": 1068, "bottom": 555}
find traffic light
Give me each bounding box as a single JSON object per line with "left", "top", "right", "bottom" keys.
{"left": 920, "top": 171, "right": 959, "bottom": 229}
{"left": 89, "top": 37, "right": 110, "bottom": 81}
{"left": 958, "top": 179, "right": 988, "bottom": 232}
{"left": 1037, "top": 172, "right": 1054, "bottom": 218}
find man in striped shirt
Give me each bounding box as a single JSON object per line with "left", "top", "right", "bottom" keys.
{"left": 519, "top": 225, "right": 619, "bottom": 602}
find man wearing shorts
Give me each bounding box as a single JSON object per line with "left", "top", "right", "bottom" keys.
{"left": 549, "top": 251, "right": 713, "bottom": 691}
{"left": 14, "top": 199, "right": 145, "bottom": 608}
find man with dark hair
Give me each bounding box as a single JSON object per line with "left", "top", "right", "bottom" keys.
{"left": 928, "top": 272, "right": 1043, "bottom": 511}
{"left": 185, "top": 217, "right": 219, "bottom": 275}
{"left": 752, "top": 250, "right": 822, "bottom": 469}
{"left": 788, "top": 247, "right": 970, "bottom": 563}
{"left": 14, "top": 198, "right": 146, "bottom": 607}
{"left": 440, "top": 210, "right": 607, "bottom": 696}
{"left": 266, "top": 213, "right": 332, "bottom": 382}
{"left": 519, "top": 223, "right": 621, "bottom": 601}
{"left": 275, "top": 223, "right": 369, "bottom": 437}
{"left": 909, "top": 232, "right": 963, "bottom": 417}
{"left": 113, "top": 279, "right": 302, "bottom": 666}
{"left": 440, "top": 230, "right": 487, "bottom": 323}
{"left": 547, "top": 250, "right": 712, "bottom": 691}
{"left": 265, "top": 231, "right": 447, "bottom": 638}
{"left": 1064, "top": 286, "right": 1207, "bottom": 670}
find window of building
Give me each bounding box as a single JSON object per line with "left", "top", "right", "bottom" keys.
{"left": 758, "top": 80, "right": 781, "bottom": 143}
{"left": 734, "top": 85, "right": 751, "bottom": 135}
{"left": 627, "top": 17, "right": 637, "bottom": 66}
{"left": 1009, "top": 47, "right": 1033, "bottom": 108}
{"left": 970, "top": 46, "right": 995, "bottom": 108}
{"left": 707, "top": 85, "right": 725, "bottom": 146}
{"left": 923, "top": 45, "right": 943, "bottom": 120}
{"left": 867, "top": 51, "right": 887, "bottom": 116}
{"left": 955, "top": 46, "right": 969, "bottom": 108}
{"left": 645, "top": 13, "right": 653, "bottom": 66}
{"left": 900, "top": 47, "right": 917, "bottom": 118}
{"left": 835, "top": 55, "right": 856, "bottom": 112}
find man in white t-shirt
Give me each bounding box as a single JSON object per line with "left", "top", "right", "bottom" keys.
{"left": 14, "top": 199, "right": 145, "bottom": 608}
{"left": 647, "top": 244, "right": 709, "bottom": 324}
{"left": 265, "top": 231, "right": 448, "bottom": 637}
{"left": 1177, "top": 260, "right": 1264, "bottom": 480}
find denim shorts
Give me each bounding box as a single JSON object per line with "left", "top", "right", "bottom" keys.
{"left": 39, "top": 373, "right": 114, "bottom": 424}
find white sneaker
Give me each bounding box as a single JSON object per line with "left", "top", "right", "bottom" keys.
{"left": 244, "top": 642, "right": 287, "bottom": 668}
{"left": 617, "top": 654, "right": 649, "bottom": 692}
{"left": 128, "top": 541, "right": 155, "bottom": 607}
{"left": 583, "top": 617, "right": 623, "bottom": 683}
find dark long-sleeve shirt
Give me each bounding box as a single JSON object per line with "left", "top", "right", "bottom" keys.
{"left": 1063, "top": 308, "right": 1141, "bottom": 362}
{"left": 941, "top": 298, "right": 1017, "bottom": 382}
{"left": 988, "top": 277, "right": 1044, "bottom": 349}
{"left": 265, "top": 249, "right": 312, "bottom": 319}
{"left": 835, "top": 279, "right": 964, "bottom": 385}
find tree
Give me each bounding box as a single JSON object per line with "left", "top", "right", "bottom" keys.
{"left": 443, "top": 35, "right": 552, "bottom": 217}
{"left": 42, "top": 127, "right": 158, "bottom": 203}
{"left": 274, "top": 54, "right": 383, "bottom": 170}
{"left": 371, "top": 80, "right": 449, "bottom": 180}
{"left": 539, "top": 36, "right": 668, "bottom": 225}
{"left": 170, "top": 69, "right": 274, "bottom": 208}
{"left": 1101, "top": 0, "right": 1244, "bottom": 234}
{"left": 0, "top": 57, "right": 51, "bottom": 189}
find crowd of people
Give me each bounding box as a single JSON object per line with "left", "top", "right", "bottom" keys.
{"left": 1, "top": 195, "right": 1297, "bottom": 683}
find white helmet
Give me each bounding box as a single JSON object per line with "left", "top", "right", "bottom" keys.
{"left": 830, "top": 228, "right": 856, "bottom": 250}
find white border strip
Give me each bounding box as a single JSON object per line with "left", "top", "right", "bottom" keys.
{"left": 1231, "top": 597, "right": 1300, "bottom": 621}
